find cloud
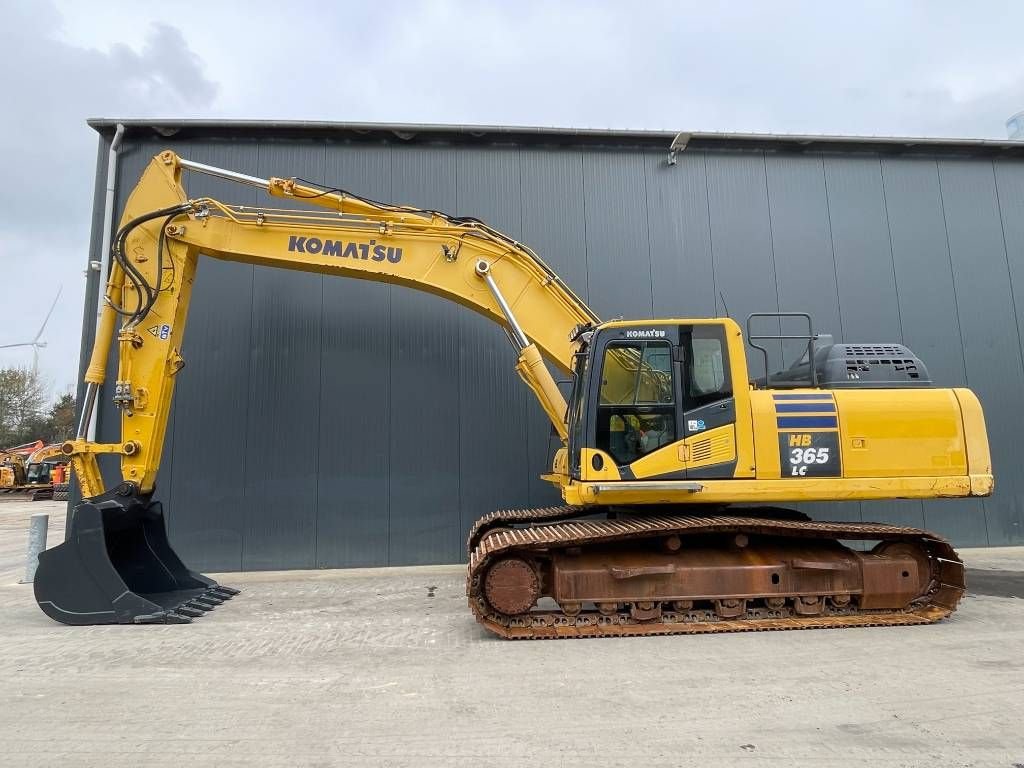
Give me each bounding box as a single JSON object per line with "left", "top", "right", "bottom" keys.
{"left": 2, "top": 0, "right": 1024, "bottom": 392}
{"left": 155, "top": 0, "right": 1020, "bottom": 138}
{"left": 0, "top": 3, "right": 218, "bottom": 392}
{"left": 105, "top": 23, "right": 218, "bottom": 111}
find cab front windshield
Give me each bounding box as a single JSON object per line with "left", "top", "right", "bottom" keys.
{"left": 567, "top": 348, "right": 591, "bottom": 476}
{"left": 595, "top": 341, "right": 677, "bottom": 465}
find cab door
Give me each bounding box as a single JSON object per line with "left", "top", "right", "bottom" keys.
{"left": 582, "top": 328, "right": 685, "bottom": 481}
{"left": 678, "top": 323, "right": 738, "bottom": 478}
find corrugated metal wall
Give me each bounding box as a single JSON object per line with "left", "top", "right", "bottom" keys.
{"left": 81, "top": 130, "right": 1024, "bottom": 570}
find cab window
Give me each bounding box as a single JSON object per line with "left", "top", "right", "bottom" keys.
{"left": 596, "top": 341, "right": 676, "bottom": 465}
{"left": 684, "top": 326, "right": 731, "bottom": 409}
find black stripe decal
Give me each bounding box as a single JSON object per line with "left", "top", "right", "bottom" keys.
{"left": 775, "top": 403, "right": 837, "bottom": 413}
{"left": 776, "top": 415, "right": 839, "bottom": 429}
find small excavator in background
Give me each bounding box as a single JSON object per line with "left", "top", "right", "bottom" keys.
{"left": 0, "top": 450, "right": 28, "bottom": 492}
{"left": 33, "top": 150, "right": 991, "bottom": 638}
{"left": 24, "top": 443, "right": 71, "bottom": 501}
{"left": 0, "top": 442, "right": 69, "bottom": 501}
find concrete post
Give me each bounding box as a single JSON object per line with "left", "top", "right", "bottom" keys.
{"left": 21, "top": 513, "right": 48, "bottom": 584}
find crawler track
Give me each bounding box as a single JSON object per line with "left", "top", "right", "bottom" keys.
{"left": 0, "top": 486, "right": 52, "bottom": 501}
{"left": 467, "top": 506, "right": 588, "bottom": 553}
{"left": 466, "top": 510, "right": 964, "bottom": 640}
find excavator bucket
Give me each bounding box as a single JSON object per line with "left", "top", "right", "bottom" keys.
{"left": 34, "top": 492, "right": 238, "bottom": 625}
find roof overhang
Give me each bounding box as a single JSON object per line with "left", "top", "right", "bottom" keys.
{"left": 87, "top": 119, "right": 1024, "bottom": 159}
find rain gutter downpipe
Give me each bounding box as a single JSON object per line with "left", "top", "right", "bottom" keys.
{"left": 81, "top": 123, "right": 125, "bottom": 442}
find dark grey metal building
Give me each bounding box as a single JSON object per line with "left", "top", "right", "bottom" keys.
{"left": 80, "top": 120, "right": 1024, "bottom": 570}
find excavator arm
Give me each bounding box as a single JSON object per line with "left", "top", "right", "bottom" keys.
{"left": 69, "top": 150, "right": 599, "bottom": 498}
{"left": 27, "top": 443, "right": 66, "bottom": 465}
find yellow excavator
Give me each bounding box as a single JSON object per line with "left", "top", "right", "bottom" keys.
{"left": 34, "top": 150, "right": 992, "bottom": 637}
{"left": 0, "top": 450, "right": 28, "bottom": 491}
{"left": 24, "top": 443, "right": 71, "bottom": 501}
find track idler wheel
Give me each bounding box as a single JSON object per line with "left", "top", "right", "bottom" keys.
{"left": 871, "top": 540, "right": 932, "bottom": 595}
{"left": 483, "top": 557, "right": 540, "bottom": 616}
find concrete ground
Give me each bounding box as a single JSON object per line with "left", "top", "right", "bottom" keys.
{"left": 1, "top": 499, "right": 1023, "bottom": 768}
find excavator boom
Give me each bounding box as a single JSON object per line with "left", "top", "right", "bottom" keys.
{"left": 71, "top": 151, "right": 596, "bottom": 499}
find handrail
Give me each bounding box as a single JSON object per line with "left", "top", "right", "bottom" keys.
{"left": 745, "top": 312, "right": 818, "bottom": 387}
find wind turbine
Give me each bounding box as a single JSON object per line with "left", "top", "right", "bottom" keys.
{"left": 0, "top": 286, "right": 62, "bottom": 374}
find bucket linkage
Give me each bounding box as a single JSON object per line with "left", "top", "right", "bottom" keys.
{"left": 34, "top": 485, "right": 238, "bottom": 625}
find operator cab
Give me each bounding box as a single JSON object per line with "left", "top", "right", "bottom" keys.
{"left": 566, "top": 313, "right": 934, "bottom": 484}
{"left": 26, "top": 461, "right": 54, "bottom": 485}
{"left": 568, "top": 319, "right": 736, "bottom": 482}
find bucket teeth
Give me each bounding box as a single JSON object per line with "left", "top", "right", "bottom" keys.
{"left": 183, "top": 600, "right": 213, "bottom": 613}
{"left": 210, "top": 586, "right": 240, "bottom": 598}
{"left": 199, "top": 592, "right": 226, "bottom": 605}
{"left": 132, "top": 610, "right": 193, "bottom": 624}
{"left": 192, "top": 597, "right": 221, "bottom": 609}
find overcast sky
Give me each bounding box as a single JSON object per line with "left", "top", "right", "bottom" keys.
{"left": 1, "top": 0, "right": 1022, "bottom": 395}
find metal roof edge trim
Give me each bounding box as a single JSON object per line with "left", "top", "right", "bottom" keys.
{"left": 86, "top": 119, "right": 1024, "bottom": 157}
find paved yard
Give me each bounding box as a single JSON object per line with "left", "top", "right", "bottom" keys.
{"left": 1, "top": 499, "right": 1023, "bottom": 767}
